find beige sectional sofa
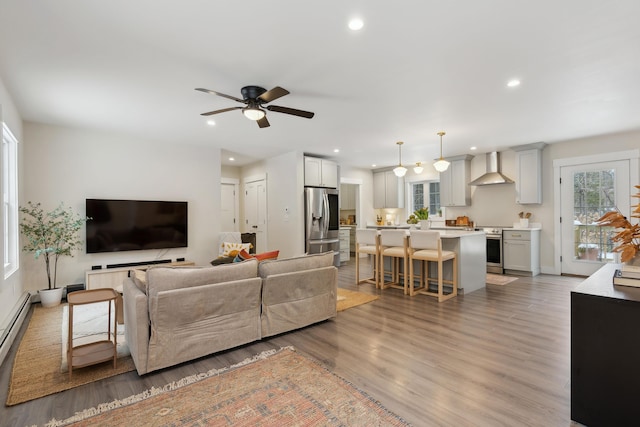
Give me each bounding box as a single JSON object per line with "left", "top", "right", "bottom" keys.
{"left": 123, "top": 252, "right": 337, "bottom": 375}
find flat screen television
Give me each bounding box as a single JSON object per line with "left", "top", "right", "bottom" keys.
{"left": 86, "top": 199, "right": 188, "bottom": 253}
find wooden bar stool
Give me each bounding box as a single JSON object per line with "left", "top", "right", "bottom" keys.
{"left": 408, "top": 230, "right": 457, "bottom": 302}
{"left": 379, "top": 230, "right": 409, "bottom": 294}
{"left": 355, "top": 229, "right": 380, "bottom": 288}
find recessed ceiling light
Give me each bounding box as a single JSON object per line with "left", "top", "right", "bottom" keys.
{"left": 348, "top": 18, "right": 364, "bottom": 31}
{"left": 229, "top": 157, "right": 235, "bottom": 162}
{"left": 207, "top": 119, "right": 216, "bottom": 126}
{"left": 371, "top": 164, "right": 377, "bottom": 168}
{"left": 507, "top": 79, "right": 521, "bottom": 87}
{"left": 334, "top": 148, "right": 340, "bottom": 153}
{"left": 470, "top": 146, "right": 477, "bottom": 150}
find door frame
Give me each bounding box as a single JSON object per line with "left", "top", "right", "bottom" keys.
{"left": 243, "top": 173, "right": 267, "bottom": 252}
{"left": 553, "top": 149, "right": 639, "bottom": 275}
{"left": 340, "top": 177, "right": 362, "bottom": 226}
{"left": 221, "top": 177, "right": 240, "bottom": 232}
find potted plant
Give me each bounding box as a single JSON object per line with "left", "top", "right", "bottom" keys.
{"left": 20, "top": 201, "right": 90, "bottom": 307}
{"left": 596, "top": 184, "right": 640, "bottom": 264}
{"left": 412, "top": 207, "right": 429, "bottom": 229}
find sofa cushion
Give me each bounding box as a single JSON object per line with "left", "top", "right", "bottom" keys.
{"left": 234, "top": 249, "right": 280, "bottom": 263}
{"left": 146, "top": 259, "right": 258, "bottom": 301}
{"left": 130, "top": 269, "right": 148, "bottom": 294}
{"left": 258, "top": 251, "right": 333, "bottom": 277}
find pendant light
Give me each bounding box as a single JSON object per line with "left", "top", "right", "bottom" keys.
{"left": 393, "top": 141, "right": 407, "bottom": 177}
{"left": 433, "top": 131, "right": 450, "bottom": 172}
{"left": 413, "top": 162, "right": 424, "bottom": 174}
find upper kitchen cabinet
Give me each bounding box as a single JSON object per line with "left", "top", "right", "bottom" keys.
{"left": 511, "top": 142, "right": 546, "bottom": 204}
{"left": 440, "top": 155, "right": 473, "bottom": 207}
{"left": 373, "top": 170, "right": 404, "bottom": 209}
{"left": 304, "top": 156, "right": 338, "bottom": 188}
{"left": 340, "top": 184, "right": 356, "bottom": 210}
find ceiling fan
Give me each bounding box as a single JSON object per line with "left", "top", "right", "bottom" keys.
{"left": 195, "top": 85, "right": 315, "bottom": 128}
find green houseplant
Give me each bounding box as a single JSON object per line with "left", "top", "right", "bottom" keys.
{"left": 20, "top": 201, "right": 90, "bottom": 307}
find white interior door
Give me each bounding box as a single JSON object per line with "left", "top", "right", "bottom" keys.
{"left": 244, "top": 178, "right": 267, "bottom": 253}
{"left": 220, "top": 182, "right": 238, "bottom": 231}
{"left": 560, "top": 160, "right": 630, "bottom": 275}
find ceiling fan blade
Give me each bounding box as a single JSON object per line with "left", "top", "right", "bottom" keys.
{"left": 200, "top": 106, "right": 242, "bottom": 116}
{"left": 258, "top": 86, "right": 290, "bottom": 103}
{"left": 266, "top": 105, "right": 315, "bottom": 119}
{"left": 195, "top": 88, "right": 245, "bottom": 103}
{"left": 257, "top": 116, "right": 270, "bottom": 128}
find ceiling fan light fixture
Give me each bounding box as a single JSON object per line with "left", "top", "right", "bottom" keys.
{"left": 433, "top": 131, "right": 450, "bottom": 172}
{"left": 242, "top": 107, "right": 265, "bottom": 121}
{"left": 393, "top": 141, "right": 407, "bottom": 177}
{"left": 413, "top": 162, "right": 424, "bottom": 174}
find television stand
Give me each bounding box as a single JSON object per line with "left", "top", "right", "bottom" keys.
{"left": 85, "top": 260, "right": 195, "bottom": 290}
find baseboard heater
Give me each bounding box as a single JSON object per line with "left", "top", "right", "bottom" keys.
{"left": 0, "top": 292, "right": 31, "bottom": 367}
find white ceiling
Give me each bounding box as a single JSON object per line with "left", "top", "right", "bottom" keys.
{"left": 1, "top": 1, "right": 640, "bottom": 170}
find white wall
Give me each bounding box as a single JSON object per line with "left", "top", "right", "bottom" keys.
{"left": 22, "top": 122, "right": 221, "bottom": 291}
{"left": 0, "top": 77, "right": 25, "bottom": 331}
{"left": 264, "top": 151, "right": 305, "bottom": 257}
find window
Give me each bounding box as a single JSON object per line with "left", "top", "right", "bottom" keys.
{"left": 3, "top": 122, "right": 19, "bottom": 279}
{"left": 409, "top": 181, "right": 440, "bottom": 216}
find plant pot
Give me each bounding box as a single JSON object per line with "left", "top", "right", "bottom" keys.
{"left": 419, "top": 220, "right": 430, "bottom": 230}
{"left": 39, "top": 288, "right": 63, "bottom": 308}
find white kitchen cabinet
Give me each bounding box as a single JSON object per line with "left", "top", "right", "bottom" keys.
{"left": 339, "top": 227, "right": 350, "bottom": 263}
{"left": 304, "top": 156, "right": 338, "bottom": 188}
{"left": 340, "top": 184, "right": 355, "bottom": 210}
{"left": 511, "top": 143, "right": 546, "bottom": 204}
{"left": 503, "top": 229, "right": 540, "bottom": 276}
{"left": 439, "top": 155, "right": 473, "bottom": 207}
{"left": 373, "top": 170, "right": 404, "bottom": 209}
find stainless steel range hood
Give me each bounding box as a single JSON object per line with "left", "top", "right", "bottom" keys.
{"left": 469, "top": 152, "right": 514, "bottom": 186}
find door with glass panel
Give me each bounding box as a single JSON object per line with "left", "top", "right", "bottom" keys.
{"left": 560, "top": 160, "right": 630, "bottom": 276}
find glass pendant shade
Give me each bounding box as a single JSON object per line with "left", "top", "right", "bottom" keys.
{"left": 413, "top": 162, "right": 424, "bottom": 174}
{"left": 243, "top": 107, "right": 266, "bottom": 120}
{"left": 433, "top": 159, "right": 450, "bottom": 172}
{"left": 393, "top": 165, "right": 407, "bottom": 177}
{"left": 393, "top": 141, "right": 407, "bottom": 177}
{"left": 433, "top": 131, "right": 450, "bottom": 172}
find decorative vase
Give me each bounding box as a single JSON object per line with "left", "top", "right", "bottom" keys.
{"left": 39, "top": 288, "right": 63, "bottom": 308}
{"left": 419, "top": 220, "right": 430, "bottom": 230}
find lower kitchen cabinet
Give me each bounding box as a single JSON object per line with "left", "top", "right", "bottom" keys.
{"left": 503, "top": 229, "right": 540, "bottom": 276}
{"left": 339, "top": 227, "right": 350, "bottom": 263}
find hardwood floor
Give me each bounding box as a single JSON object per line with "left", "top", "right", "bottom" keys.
{"left": 0, "top": 259, "right": 584, "bottom": 426}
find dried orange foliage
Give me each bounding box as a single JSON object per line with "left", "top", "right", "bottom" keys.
{"left": 597, "top": 185, "right": 640, "bottom": 262}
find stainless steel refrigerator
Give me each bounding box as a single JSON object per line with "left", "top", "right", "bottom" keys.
{"left": 304, "top": 187, "right": 340, "bottom": 267}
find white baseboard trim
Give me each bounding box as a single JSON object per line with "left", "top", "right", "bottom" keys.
{"left": 0, "top": 292, "right": 31, "bottom": 367}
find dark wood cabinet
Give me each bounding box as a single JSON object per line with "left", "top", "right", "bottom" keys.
{"left": 571, "top": 263, "right": 640, "bottom": 426}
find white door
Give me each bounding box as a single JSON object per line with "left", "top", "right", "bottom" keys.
{"left": 560, "top": 160, "right": 630, "bottom": 276}
{"left": 220, "top": 182, "right": 237, "bottom": 231}
{"left": 244, "top": 178, "right": 267, "bottom": 253}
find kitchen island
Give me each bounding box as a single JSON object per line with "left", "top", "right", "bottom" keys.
{"left": 370, "top": 228, "right": 486, "bottom": 295}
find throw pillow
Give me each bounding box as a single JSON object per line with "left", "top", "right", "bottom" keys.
{"left": 254, "top": 250, "right": 280, "bottom": 261}
{"left": 233, "top": 249, "right": 255, "bottom": 263}
{"left": 222, "top": 242, "right": 252, "bottom": 257}
{"left": 210, "top": 256, "right": 234, "bottom": 266}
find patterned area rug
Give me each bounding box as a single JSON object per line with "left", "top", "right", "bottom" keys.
{"left": 6, "top": 304, "right": 135, "bottom": 406}
{"left": 47, "top": 347, "right": 410, "bottom": 427}
{"left": 486, "top": 274, "right": 519, "bottom": 286}
{"left": 337, "top": 288, "right": 379, "bottom": 311}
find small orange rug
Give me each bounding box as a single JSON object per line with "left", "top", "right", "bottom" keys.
{"left": 49, "top": 348, "right": 409, "bottom": 426}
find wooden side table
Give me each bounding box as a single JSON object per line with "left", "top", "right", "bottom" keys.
{"left": 67, "top": 288, "right": 118, "bottom": 378}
